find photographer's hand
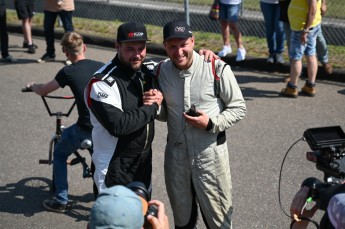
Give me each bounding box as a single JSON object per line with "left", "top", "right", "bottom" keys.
{"left": 290, "top": 186, "right": 318, "bottom": 229}
{"left": 146, "top": 200, "right": 169, "bottom": 229}
{"left": 184, "top": 110, "right": 209, "bottom": 129}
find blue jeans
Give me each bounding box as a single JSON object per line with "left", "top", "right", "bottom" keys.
{"left": 260, "top": 2, "right": 285, "bottom": 54}
{"left": 44, "top": 10, "right": 74, "bottom": 56}
{"left": 219, "top": 3, "right": 240, "bottom": 22}
{"left": 289, "top": 24, "right": 320, "bottom": 60}
{"left": 283, "top": 21, "right": 291, "bottom": 52}
{"left": 53, "top": 124, "right": 91, "bottom": 204}
{"left": 316, "top": 26, "right": 329, "bottom": 64}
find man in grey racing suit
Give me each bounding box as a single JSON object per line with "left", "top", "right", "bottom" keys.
{"left": 145, "top": 20, "right": 246, "bottom": 229}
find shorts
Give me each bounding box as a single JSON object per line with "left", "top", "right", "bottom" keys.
{"left": 15, "top": 0, "right": 35, "bottom": 20}
{"left": 219, "top": 3, "right": 240, "bottom": 22}
{"left": 289, "top": 24, "right": 320, "bottom": 60}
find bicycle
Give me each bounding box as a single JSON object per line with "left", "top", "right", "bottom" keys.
{"left": 21, "top": 87, "right": 93, "bottom": 193}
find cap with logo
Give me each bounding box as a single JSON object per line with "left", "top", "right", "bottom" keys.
{"left": 163, "top": 19, "right": 193, "bottom": 41}
{"left": 117, "top": 22, "right": 150, "bottom": 43}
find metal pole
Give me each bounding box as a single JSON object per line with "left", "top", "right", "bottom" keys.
{"left": 184, "top": 0, "right": 190, "bottom": 25}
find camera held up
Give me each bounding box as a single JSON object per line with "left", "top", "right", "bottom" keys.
{"left": 127, "top": 181, "right": 158, "bottom": 229}
{"left": 301, "top": 126, "right": 345, "bottom": 202}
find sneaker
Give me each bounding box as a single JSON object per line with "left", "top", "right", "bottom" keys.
{"left": 43, "top": 199, "right": 67, "bottom": 213}
{"left": 2, "top": 55, "right": 17, "bottom": 63}
{"left": 65, "top": 59, "right": 72, "bottom": 66}
{"left": 301, "top": 84, "right": 316, "bottom": 97}
{"left": 267, "top": 54, "right": 275, "bottom": 64}
{"left": 37, "top": 53, "right": 56, "bottom": 63}
{"left": 322, "top": 63, "right": 333, "bottom": 75}
{"left": 280, "top": 85, "right": 298, "bottom": 98}
{"left": 23, "top": 42, "right": 38, "bottom": 49}
{"left": 236, "top": 47, "right": 246, "bottom": 62}
{"left": 218, "top": 45, "right": 232, "bottom": 57}
{"left": 276, "top": 53, "right": 285, "bottom": 65}
{"left": 28, "top": 45, "right": 36, "bottom": 54}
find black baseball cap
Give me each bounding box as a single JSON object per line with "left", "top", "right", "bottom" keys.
{"left": 163, "top": 20, "right": 193, "bottom": 41}
{"left": 117, "top": 22, "right": 150, "bottom": 43}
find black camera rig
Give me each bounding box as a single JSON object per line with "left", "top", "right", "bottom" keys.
{"left": 303, "top": 126, "right": 345, "bottom": 182}
{"left": 127, "top": 181, "right": 158, "bottom": 229}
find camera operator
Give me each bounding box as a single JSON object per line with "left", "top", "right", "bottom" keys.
{"left": 290, "top": 184, "right": 345, "bottom": 229}
{"left": 88, "top": 185, "right": 169, "bottom": 229}
{"left": 286, "top": 126, "right": 345, "bottom": 229}
{"left": 290, "top": 151, "right": 345, "bottom": 229}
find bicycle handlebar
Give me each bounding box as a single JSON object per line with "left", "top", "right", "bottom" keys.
{"left": 21, "top": 87, "right": 74, "bottom": 99}
{"left": 21, "top": 87, "right": 32, "bottom": 92}
{"left": 21, "top": 87, "right": 76, "bottom": 117}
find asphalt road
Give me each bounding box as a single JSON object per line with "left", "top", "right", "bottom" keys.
{"left": 1, "top": 33, "right": 345, "bottom": 229}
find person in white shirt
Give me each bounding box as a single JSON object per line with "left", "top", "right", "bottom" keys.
{"left": 217, "top": 0, "right": 246, "bottom": 62}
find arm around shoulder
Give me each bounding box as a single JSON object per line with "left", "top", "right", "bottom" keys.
{"left": 209, "top": 62, "right": 246, "bottom": 132}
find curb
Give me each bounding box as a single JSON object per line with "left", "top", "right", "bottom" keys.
{"left": 8, "top": 24, "right": 345, "bottom": 83}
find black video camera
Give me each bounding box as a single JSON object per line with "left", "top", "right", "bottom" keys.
{"left": 303, "top": 126, "right": 345, "bottom": 182}
{"left": 127, "top": 182, "right": 158, "bottom": 229}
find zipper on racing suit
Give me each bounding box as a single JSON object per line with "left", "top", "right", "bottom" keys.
{"left": 139, "top": 76, "right": 150, "bottom": 151}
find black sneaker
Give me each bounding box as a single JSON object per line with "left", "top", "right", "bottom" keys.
{"left": 23, "top": 42, "right": 29, "bottom": 48}
{"left": 23, "top": 42, "right": 38, "bottom": 49}
{"left": 28, "top": 45, "right": 36, "bottom": 54}
{"left": 37, "top": 53, "right": 56, "bottom": 63}
{"left": 43, "top": 199, "right": 67, "bottom": 213}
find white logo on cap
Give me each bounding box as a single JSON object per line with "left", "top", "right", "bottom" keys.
{"left": 175, "top": 26, "right": 185, "bottom": 33}
{"left": 128, "top": 32, "right": 144, "bottom": 38}
{"left": 134, "top": 32, "right": 144, "bottom": 37}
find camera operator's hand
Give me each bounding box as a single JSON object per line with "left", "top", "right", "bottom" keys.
{"left": 146, "top": 200, "right": 169, "bottom": 229}
{"left": 184, "top": 110, "right": 209, "bottom": 130}
{"left": 290, "top": 186, "right": 318, "bottom": 229}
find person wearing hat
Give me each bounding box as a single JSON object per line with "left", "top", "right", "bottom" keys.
{"left": 88, "top": 185, "right": 169, "bottom": 229}
{"left": 145, "top": 19, "right": 246, "bottom": 229}
{"left": 84, "top": 22, "right": 164, "bottom": 194}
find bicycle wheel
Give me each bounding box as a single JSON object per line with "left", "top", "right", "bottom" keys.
{"left": 22, "top": 177, "right": 51, "bottom": 193}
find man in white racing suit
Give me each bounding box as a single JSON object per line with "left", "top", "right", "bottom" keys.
{"left": 144, "top": 20, "right": 246, "bottom": 229}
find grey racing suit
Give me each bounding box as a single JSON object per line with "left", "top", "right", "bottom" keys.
{"left": 155, "top": 51, "right": 246, "bottom": 229}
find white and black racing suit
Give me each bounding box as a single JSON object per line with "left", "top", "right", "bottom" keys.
{"left": 85, "top": 55, "right": 158, "bottom": 193}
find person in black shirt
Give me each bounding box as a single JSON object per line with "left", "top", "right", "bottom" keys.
{"left": 26, "top": 32, "right": 103, "bottom": 213}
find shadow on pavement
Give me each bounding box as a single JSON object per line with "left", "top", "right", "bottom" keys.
{"left": 0, "top": 177, "right": 93, "bottom": 222}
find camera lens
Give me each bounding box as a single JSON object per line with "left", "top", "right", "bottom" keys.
{"left": 127, "top": 181, "right": 151, "bottom": 201}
